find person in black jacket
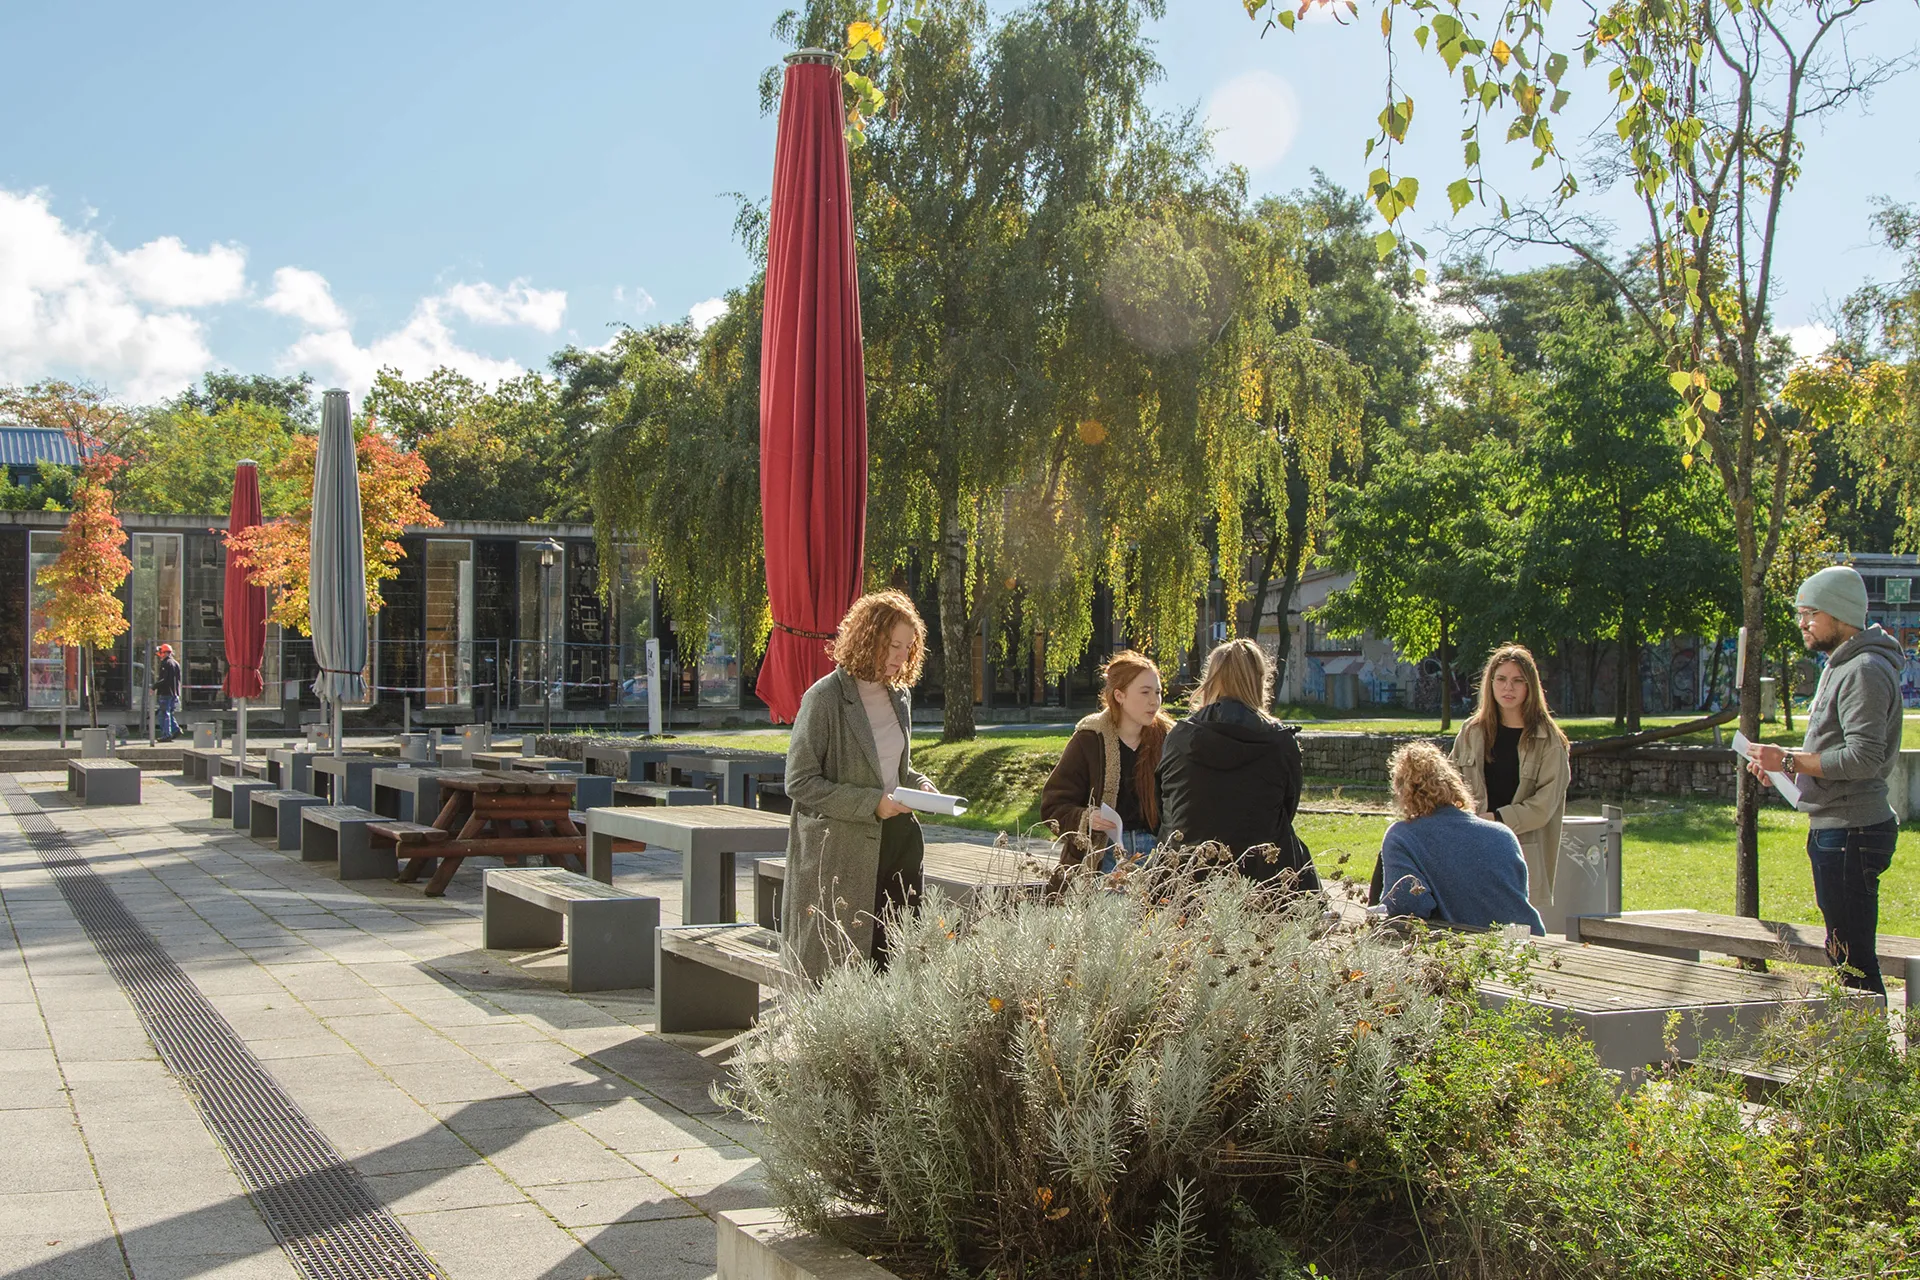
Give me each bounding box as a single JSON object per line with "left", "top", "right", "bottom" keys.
{"left": 152, "top": 644, "right": 182, "bottom": 741}
{"left": 1157, "top": 639, "right": 1319, "bottom": 890}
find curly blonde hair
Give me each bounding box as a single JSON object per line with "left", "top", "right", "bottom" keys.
{"left": 830, "top": 590, "right": 926, "bottom": 687}
{"left": 1389, "top": 742, "right": 1474, "bottom": 820}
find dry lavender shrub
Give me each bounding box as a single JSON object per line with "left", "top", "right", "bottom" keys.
{"left": 721, "top": 848, "right": 1446, "bottom": 1276}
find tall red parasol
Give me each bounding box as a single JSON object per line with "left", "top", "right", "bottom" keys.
{"left": 757, "top": 49, "right": 869, "bottom": 723}
{"left": 224, "top": 460, "right": 268, "bottom": 756}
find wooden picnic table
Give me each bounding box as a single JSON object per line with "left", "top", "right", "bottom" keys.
{"left": 385, "top": 771, "right": 585, "bottom": 897}
{"left": 371, "top": 766, "right": 481, "bottom": 823}
{"left": 1479, "top": 936, "right": 1875, "bottom": 1069}
{"left": 582, "top": 803, "right": 790, "bottom": 922}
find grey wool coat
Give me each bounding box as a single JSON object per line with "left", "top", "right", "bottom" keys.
{"left": 780, "top": 667, "right": 932, "bottom": 982}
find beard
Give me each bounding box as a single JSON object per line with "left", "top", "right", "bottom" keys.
{"left": 1806, "top": 631, "right": 1840, "bottom": 654}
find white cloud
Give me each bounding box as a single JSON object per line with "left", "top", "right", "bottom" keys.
{"left": 278, "top": 276, "right": 564, "bottom": 396}
{"left": 689, "top": 296, "right": 727, "bottom": 333}
{"left": 261, "top": 266, "right": 348, "bottom": 329}
{"left": 0, "top": 188, "right": 230, "bottom": 399}
{"left": 1206, "top": 70, "right": 1301, "bottom": 172}
{"left": 438, "top": 279, "right": 567, "bottom": 332}
{"left": 613, "top": 285, "right": 656, "bottom": 316}
{"left": 111, "top": 236, "right": 248, "bottom": 307}
{"left": 1785, "top": 323, "right": 1837, "bottom": 361}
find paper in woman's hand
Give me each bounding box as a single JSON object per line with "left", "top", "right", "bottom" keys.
{"left": 889, "top": 786, "right": 969, "bottom": 816}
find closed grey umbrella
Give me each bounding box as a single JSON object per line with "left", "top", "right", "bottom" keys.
{"left": 308, "top": 388, "right": 367, "bottom": 757}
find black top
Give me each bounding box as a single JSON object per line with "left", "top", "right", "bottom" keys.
{"left": 1115, "top": 740, "right": 1145, "bottom": 832}
{"left": 154, "top": 656, "right": 182, "bottom": 699}
{"left": 1486, "top": 723, "right": 1524, "bottom": 813}
{"left": 1157, "top": 698, "right": 1318, "bottom": 888}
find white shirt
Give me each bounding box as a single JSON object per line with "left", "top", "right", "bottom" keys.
{"left": 856, "top": 678, "right": 904, "bottom": 796}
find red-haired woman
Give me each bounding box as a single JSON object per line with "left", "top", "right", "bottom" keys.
{"left": 1449, "top": 644, "right": 1570, "bottom": 920}
{"left": 1041, "top": 651, "right": 1172, "bottom": 873}
{"left": 782, "top": 590, "right": 939, "bottom": 979}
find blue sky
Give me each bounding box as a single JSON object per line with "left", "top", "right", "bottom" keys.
{"left": 1, "top": 1, "right": 1914, "bottom": 402}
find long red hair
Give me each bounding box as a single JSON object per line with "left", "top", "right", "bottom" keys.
{"left": 1100, "top": 651, "right": 1173, "bottom": 829}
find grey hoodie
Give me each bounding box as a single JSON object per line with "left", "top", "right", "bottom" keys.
{"left": 1797, "top": 625, "right": 1905, "bottom": 829}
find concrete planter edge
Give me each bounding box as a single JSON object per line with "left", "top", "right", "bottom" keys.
{"left": 717, "top": 1208, "right": 904, "bottom": 1280}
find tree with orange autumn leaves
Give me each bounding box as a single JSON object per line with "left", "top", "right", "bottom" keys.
{"left": 33, "top": 447, "right": 133, "bottom": 728}
{"left": 227, "top": 417, "right": 438, "bottom": 635}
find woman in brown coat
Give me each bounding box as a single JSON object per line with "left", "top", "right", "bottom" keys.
{"left": 1041, "top": 651, "right": 1172, "bottom": 873}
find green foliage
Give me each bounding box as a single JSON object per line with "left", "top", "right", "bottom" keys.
{"left": 175, "top": 370, "right": 316, "bottom": 428}
{"left": 366, "top": 367, "right": 584, "bottom": 522}
{"left": 113, "top": 400, "right": 303, "bottom": 516}
{"left": 0, "top": 459, "right": 77, "bottom": 512}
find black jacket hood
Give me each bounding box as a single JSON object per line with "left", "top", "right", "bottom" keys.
{"left": 1184, "top": 699, "right": 1300, "bottom": 772}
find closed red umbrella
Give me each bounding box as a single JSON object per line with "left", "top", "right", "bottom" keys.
{"left": 224, "top": 460, "right": 268, "bottom": 757}
{"left": 757, "top": 49, "right": 869, "bottom": 723}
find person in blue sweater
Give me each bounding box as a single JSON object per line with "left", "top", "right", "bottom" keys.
{"left": 1375, "top": 742, "right": 1545, "bottom": 935}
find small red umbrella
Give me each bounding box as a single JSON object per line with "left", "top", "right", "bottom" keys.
{"left": 757, "top": 49, "right": 869, "bottom": 723}
{"left": 224, "top": 460, "right": 268, "bottom": 756}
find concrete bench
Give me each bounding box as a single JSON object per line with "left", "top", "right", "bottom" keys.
{"left": 299, "top": 806, "right": 395, "bottom": 880}
{"left": 484, "top": 867, "right": 660, "bottom": 992}
{"left": 753, "top": 843, "right": 1054, "bottom": 931}
{"left": 612, "top": 781, "right": 714, "bottom": 808}
{"left": 249, "top": 789, "right": 326, "bottom": 850}
{"left": 656, "top": 923, "right": 785, "bottom": 1032}
{"left": 1569, "top": 908, "right": 1920, "bottom": 1009}
{"left": 210, "top": 776, "right": 275, "bottom": 828}
{"left": 66, "top": 759, "right": 141, "bottom": 806}
{"left": 178, "top": 746, "right": 227, "bottom": 783}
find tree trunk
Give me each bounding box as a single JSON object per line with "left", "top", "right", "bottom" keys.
{"left": 1244, "top": 526, "right": 1281, "bottom": 643}
{"left": 1624, "top": 615, "right": 1643, "bottom": 733}
{"left": 1734, "top": 582, "right": 1765, "bottom": 921}
{"left": 1437, "top": 610, "right": 1453, "bottom": 733}
{"left": 937, "top": 487, "right": 975, "bottom": 743}
{"left": 1779, "top": 649, "right": 1794, "bottom": 734}
{"left": 86, "top": 648, "right": 98, "bottom": 729}
{"left": 1701, "top": 632, "right": 1724, "bottom": 712}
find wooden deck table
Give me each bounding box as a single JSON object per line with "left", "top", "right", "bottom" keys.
{"left": 387, "top": 771, "right": 585, "bottom": 897}
{"left": 1478, "top": 936, "right": 1878, "bottom": 1070}
{"left": 582, "top": 803, "right": 790, "bottom": 922}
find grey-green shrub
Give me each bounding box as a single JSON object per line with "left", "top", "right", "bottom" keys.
{"left": 722, "top": 862, "right": 1445, "bottom": 1275}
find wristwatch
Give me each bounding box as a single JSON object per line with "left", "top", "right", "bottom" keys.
{"left": 1781, "top": 752, "right": 1798, "bottom": 778}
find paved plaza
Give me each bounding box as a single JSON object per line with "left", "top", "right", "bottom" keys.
{"left": 0, "top": 766, "right": 787, "bottom": 1280}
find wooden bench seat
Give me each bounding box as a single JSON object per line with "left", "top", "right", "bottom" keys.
{"left": 367, "top": 821, "right": 451, "bottom": 847}
{"left": 484, "top": 867, "right": 660, "bottom": 992}
{"left": 656, "top": 923, "right": 786, "bottom": 1032}
{"left": 66, "top": 759, "right": 140, "bottom": 806}
{"left": 249, "top": 789, "right": 324, "bottom": 849}
{"left": 1569, "top": 909, "right": 1920, "bottom": 1009}
{"left": 613, "top": 781, "right": 714, "bottom": 807}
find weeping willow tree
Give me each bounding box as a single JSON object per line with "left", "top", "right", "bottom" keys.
{"left": 563, "top": 310, "right": 770, "bottom": 665}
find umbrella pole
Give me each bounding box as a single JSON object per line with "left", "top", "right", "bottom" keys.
{"left": 235, "top": 696, "right": 247, "bottom": 761}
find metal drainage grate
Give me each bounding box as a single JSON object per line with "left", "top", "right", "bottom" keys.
{"left": 2, "top": 778, "right": 442, "bottom": 1280}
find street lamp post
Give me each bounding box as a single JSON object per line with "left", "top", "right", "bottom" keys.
{"left": 537, "top": 539, "right": 562, "bottom": 740}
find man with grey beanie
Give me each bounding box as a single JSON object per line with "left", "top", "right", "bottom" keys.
{"left": 1746, "top": 564, "right": 1904, "bottom": 995}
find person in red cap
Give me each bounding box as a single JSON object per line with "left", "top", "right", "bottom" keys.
{"left": 152, "top": 644, "right": 182, "bottom": 741}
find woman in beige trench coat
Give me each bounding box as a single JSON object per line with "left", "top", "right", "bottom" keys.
{"left": 1449, "top": 644, "right": 1570, "bottom": 923}
{"left": 781, "top": 590, "right": 938, "bottom": 982}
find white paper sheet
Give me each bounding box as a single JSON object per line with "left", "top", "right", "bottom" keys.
{"left": 891, "top": 786, "right": 969, "bottom": 816}
{"left": 1095, "top": 802, "right": 1125, "bottom": 849}
{"left": 1732, "top": 731, "right": 1803, "bottom": 807}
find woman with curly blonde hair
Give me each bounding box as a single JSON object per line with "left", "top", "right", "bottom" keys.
{"left": 1373, "top": 742, "right": 1543, "bottom": 934}
{"left": 782, "top": 590, "right": 939, "bottom": 979}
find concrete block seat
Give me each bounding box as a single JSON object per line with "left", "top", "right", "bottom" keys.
{"left": 66, "top": 759, "right": 141, "bottom": 806}
{"left": 612, "top": 781, "right": 714, "bottom": 808}
{"left": 483, "top": 867, "right": 661, "bottom": 992}
{"left": 249, "top": 789, "right": 326, "bottom": 850}
{"left": 656, "top": 923, "right": 785, "bottom": 1033}
{"left": 210, "top": 775, "right": 274, "bottom": 827}
{"left": 178, "top": 746, "right": 228, "bottom": 783}
{"left": 299, "top": 806, "right": 396, "bottom": 880}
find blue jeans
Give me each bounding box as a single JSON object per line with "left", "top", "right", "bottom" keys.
{"left": 156, "top": 695, "right": 179, "bottom": 740}
{"left": 1808, "top": 818, "right": 1898, "bottom": 995}
{"left": 1097, "top": 830, "right": 1159, "bottom": 873}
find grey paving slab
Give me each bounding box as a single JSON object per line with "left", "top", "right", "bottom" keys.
{"left": 525, "top": 1175, "right": 695, "bottom": 1228}
{"left": 363, "top": 1163, "right": 529, "bottom": 1214}
{"left": 400, "top": 1203, "right": 600, "bottom": 1280}
{"left": 576, "top": 1214, "right": 718, "bottom": 1280}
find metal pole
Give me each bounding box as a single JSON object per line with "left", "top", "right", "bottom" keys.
{"left": 235, "top": 696, "right": 247, "bottom": 761}
{"left": 333, "top": 697, "right": 343, "bottom": 758}
{"left": 543, "top": 559, "right": 554, "bottom": 740}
